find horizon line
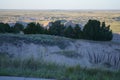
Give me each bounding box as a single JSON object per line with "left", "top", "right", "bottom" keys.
{"left": 0, "top": 9, "right": 120, "bottom": 11}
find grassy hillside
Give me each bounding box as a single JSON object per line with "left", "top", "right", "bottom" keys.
{"left": 0, "top": 34, "right": 120, "bottom": 80}
{"left": 0, "top": 52, "right": 120, "bottom": 80}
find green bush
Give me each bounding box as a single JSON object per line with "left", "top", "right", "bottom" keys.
{"left": 0, "top": 23, "right": 11, "bottom": 33}
{"left": 49, "top": 20, "right": 65, "bottom": 36}
{"left": 13, "top": 23, "right": 24, "bottom": 33}
{"left": 83, "top": 20, "right": 113, "bottom": 41}
{"left": 64, "top": 25, "right": 75, "bottom": 38}
{"left": 24, "top": 22, "right": 45, "bottom": 34}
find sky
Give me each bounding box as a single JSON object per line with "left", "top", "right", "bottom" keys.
{"left": 0, "top": 0, "right": 120, "bottom": 10}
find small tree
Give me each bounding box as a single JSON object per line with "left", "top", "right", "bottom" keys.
{"left": 24, "top": 22, "right": 35, "bottom": 34}
{"left": 13, "top": 23, "right": 24, "bottom": 33}
{"left": 73, "top": 24, "right": 83, "bottom": 39}
{"left": 100, "top": 22, "right": 113, "bottom": 41}
{"left": 64, "top": 26, "right": 75, "bottom": 38}
{"left": 36, "top": 23, "right": 45, "bottom": 34}
{"left": 49, "top": 20, "right": 65, "bottom": 36}
{"left": 0, "top": 22, "right": 11, "bottom": 33}
{"left": 83, "top": 20, "right": 113, "bottom": 41}
{"left": 24, "top": 22, "right": 44, "bottom": 34}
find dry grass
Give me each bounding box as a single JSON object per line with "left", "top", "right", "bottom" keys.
{"left": 0, "top": 10, "right": 120, "bottom": 33}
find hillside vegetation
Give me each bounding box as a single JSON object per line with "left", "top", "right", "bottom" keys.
{"left": 0, "top": 19, "right": 113, "bottom": 41}
{"left": 0, "top": 33, "right": 120, "bottom": 80}
{"left": 0, "top": 33, "right": 120, "bottom": 69}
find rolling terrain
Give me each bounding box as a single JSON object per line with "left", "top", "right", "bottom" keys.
{"left": 0, "top": 10, "right": 120, "bottom": 80}
{"left": 0, "top": 33, "right": 120, "bottom": 70}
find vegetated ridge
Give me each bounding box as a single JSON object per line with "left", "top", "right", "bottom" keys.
{"left": 0, "top": 33, "right": 120, "bottom": 71}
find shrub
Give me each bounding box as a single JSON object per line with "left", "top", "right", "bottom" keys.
{"left": 83, "top": 20, "right": 113, "bottom": 41}
{"left": 64, "top": 25, "right": 75, "bottom": 38}
{"left": 13, "top": 23, "right": 24, "bottom": 33}
{"left": 24, "top": 22, "right": 44, "bottom": 34}
{"left": 49, "top": 20, "right": 65, "bottom": 36}
{"left": 73, "top": 24, "right": 83, "bottom": 39}
{"left": 0, "top": 23, "right": 11, "bottom": 33}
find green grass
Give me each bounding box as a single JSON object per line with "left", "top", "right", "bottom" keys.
{"left": 0, "top": 52, "right": 120, "bottom": 80}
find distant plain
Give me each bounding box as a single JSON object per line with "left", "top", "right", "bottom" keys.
{"left": 0, "top": 10, "right": 120, "bottom": 33}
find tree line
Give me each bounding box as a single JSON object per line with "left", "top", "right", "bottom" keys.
{"left": 0, "top": 22, "right": 24, "bottom": 33}
{"left": 0, "top": 19, "right": 113, "bottom": 41}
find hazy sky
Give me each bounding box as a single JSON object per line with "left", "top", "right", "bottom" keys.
{"left": 0, "top": 0, "right": 120, "bottom": 10}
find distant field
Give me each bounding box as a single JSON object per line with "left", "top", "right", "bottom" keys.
{"left": 0, "top": 10, "right": 120, "bottom": 33}
{"left": 110, "top": 22, "right": 120, "bottom": 33}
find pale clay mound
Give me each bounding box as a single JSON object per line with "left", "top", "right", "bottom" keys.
{"left": 0, "top": 34, "right": 120, "bottom": 70}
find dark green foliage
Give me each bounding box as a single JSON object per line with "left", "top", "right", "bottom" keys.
{"left": 36, "top": 23, "right": 45, "bottom": 34}
{"left": 73, "top": 24, "right": 83, "bottom": 39}
{"left": 23, "top": 22, "right": 44, "bottom": 34}
{"left": 64, "top": 24, "right": 83, "bottom": 39}
{"left": 100, "top": 22, "right": 113, "bottom": 41}
{"left": 0, "top": 19, "right": 113, "bottom": 41}
{"left": 24, "top": 22, "right": 36, "bottom": 34}
{"left": 83, "top": 20, "right": 113, "bottom": 41}
{"left": 43, "top": 28, "right": 49, "bottom": 34}
{"left": 83, "top": 20, "right": 100, "bottom": 40}
{"left": 13, "top": 23, "right": 24, "bottom": 33}
{"left": 0, "top": 23, "right": 11, "bottom": 33}
{"left": 64, "top": 25, "right": 75, "bottom": 38}
{"left": 49, "top": 20, "right": 65, "bottom": 36}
